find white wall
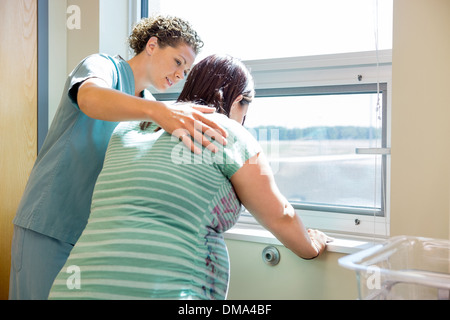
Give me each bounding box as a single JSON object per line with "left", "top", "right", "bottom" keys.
{"left": 48, "top": 0, "right": 130, "bottom": 126}
{"left": 99, "top": 0, "right": 130, "bottom": 59}
{"left": 66, "top": 0, "right": 99, "bottom": 73}
{"left": 390, "top": 0, "right": 450, "bottom": 239}
{"left": 225, "top": 240, "right": 357, "bottom": 299}
{"left": 48, "top": 0, "right": 67, "bottom": 125}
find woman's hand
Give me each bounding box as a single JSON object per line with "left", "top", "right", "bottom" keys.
{"left": 307, "top": 229, "right": 333, "bottom": 258}
{"left": 151, "top": 102, "right": 228, "bottom": 154}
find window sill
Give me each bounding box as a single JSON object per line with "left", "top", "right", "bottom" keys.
{"left": 224, "top": 224, "right": 384, "bottom": 255}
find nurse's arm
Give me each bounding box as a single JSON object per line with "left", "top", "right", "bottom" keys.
{"left": 230, "top": 152, "right": 328, "bottom": 259}
{"left": 77, "top": 78, "right": 227, "bottom": 154}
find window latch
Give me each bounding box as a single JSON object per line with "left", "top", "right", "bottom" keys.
{"left": 355, "top": 148, "right": 391, "bottom": 155}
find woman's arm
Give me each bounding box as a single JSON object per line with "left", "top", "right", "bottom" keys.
{"left": 230, "top": 152, "right": 329, "bottom": 259}
{"left": 77, "top": 78, "right": 227, "bottom": 154}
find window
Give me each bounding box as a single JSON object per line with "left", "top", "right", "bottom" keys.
{"left": 225, "top": 53, "right": 391, "bottom": 238}
{"left": 246, "top": 85, "right": 386, "bottom": 212}
{"left": 142, "top": 0, "right": 392, "bottom": 239}
{"left": 143, "top": 0, "right": 393, "bottom": 61}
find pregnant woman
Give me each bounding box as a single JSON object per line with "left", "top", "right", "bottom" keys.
{"left": 48, "top": 54, "right": 329, "bottom": 300}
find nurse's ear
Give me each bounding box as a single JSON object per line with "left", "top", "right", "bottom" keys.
{"left": 145, "top": 36, "right": 159, "bottom": 56}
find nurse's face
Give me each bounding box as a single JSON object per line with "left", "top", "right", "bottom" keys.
{"left": 145, "top": 37, "right": 196, "bottom": 92}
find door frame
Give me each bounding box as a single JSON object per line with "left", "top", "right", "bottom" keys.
{"left": 38, "top": 0, "right": 49, "bottom": 152}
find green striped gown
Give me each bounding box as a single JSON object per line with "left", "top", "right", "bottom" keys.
{"left": 48, "top": 114, "right": 261, "bottom": 300}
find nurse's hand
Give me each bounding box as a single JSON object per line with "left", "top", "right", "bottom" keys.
{"left": 147, "top": 102, "right": 228, "bottom": 154}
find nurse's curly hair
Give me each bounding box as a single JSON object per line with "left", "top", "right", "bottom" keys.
{"left": 128, "top": 14, "right": 204, "bottom": 56}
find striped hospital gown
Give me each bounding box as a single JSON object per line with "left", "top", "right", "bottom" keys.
{"left": 48, "top": 114, "right": 261, "bottom": 300}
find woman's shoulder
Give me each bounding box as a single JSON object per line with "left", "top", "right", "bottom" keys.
{"left": 206, "top": 113, "right": 261, "bottom": 151}
{"left": 206, "top": 113, "right": 249, "bottom": 136}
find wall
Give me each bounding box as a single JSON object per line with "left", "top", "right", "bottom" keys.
{"left": 48, "top": 0, "right": 130, "bottom": 124}
{"left": 226, "top": 240, "right": 357, "bottom": 300}
{"left": 48, "top": 0, "right": 67, "bottom": 124}
{"left": 99, "top": 0, "right": 130, "bottom": 60}
{"left": 390, "top": 0, "right": 450, "bottom": 239}
{"left": 66, "top": 0, "right": 99, "bottom": 72}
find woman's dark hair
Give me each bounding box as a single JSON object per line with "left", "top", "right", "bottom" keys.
{"left": 177, "top": 54, "right": 254, "bottom": 118}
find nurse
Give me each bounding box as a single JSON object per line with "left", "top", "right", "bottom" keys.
{"left": 9, "top": 15, "right": 226, "bottom": 300}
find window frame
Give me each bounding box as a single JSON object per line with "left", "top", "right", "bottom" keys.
{"left": 248, "top": 82, "right": 388, "bottom": 215}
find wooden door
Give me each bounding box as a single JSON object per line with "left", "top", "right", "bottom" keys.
{"left": 0, "top": 0, "right": 37, "bottom": 300}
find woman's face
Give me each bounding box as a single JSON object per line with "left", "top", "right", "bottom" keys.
{"left": 145, "top": 37, "right": 196, "bottom": 92}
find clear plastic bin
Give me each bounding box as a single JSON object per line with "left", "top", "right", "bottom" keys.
{"left": 338, "top": 236, "right": 450, "bottom": 300}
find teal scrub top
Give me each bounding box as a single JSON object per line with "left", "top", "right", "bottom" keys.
{"left": 13, "top": 53, "right": 145, "bottom": 244}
